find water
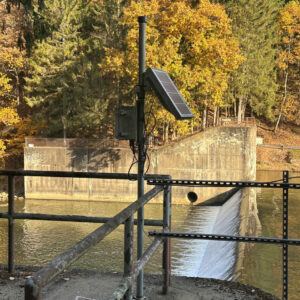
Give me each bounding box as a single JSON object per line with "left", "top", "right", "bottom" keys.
{"left": 196, "top": 190, "right": 242, "bottom": 279}
{"left": 0, "top": 170, "right": 299, "bottom": 299}
{"left": 0, "top": 198, "right": 224, "bottom": 274}
{"left": 238, "top": 170, "right": 300, "bottom": 300}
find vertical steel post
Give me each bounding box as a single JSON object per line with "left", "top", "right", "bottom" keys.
{"left": 136, "top": 15, "right": 147, "bottom": 300}
{"left": 8, "top": 175, "right": 15, "bottom": 273}
{"left": 162, "top": 185, "right": 171, "bottom": 294}
{"left": 25, "top": 277, "right": 40, "bottom": 300}
{"left": 124, "top": 215, "right": 134, "bottom": 300}
{"left": 282, "top": 170, "right": 289, "bottom": 300}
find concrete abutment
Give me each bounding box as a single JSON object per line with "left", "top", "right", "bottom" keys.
{"left": 24, "top": 126, "right": 256, "bottom": 204}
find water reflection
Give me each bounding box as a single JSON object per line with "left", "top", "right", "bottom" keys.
{"left": 0, "top": 199, "right": 220, "bottom": 274}
{"left": 239, "top": 170, "right": 300, "bottom": 300}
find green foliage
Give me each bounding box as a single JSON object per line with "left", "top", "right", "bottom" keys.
{"left": 224, "top": 0, "right": 283, "bottom": 120}
{"left": 25, "top": 0, "right": 110, "bottom": 138}
{"left": 276, "top": 0, "right": 300, "bottom": 125}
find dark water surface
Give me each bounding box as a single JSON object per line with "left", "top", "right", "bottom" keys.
{"left": 0, "top": 170, "right": 299, "bottom": 299}
{"left": 0, "top": 197, "right": 219, "bottom": 275}
{"left": 238, "top": 170, "right": 300, "bottom": 300}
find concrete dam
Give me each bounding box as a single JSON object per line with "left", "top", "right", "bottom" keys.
{"left": 24, "top": 126, "right": 256, "bottom": 204}
{"left": 22, "top": 126, "right": 258, "bottom": 281}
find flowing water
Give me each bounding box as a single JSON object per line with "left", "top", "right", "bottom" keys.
{"left": 0, "top": 170, "right": 299, "bottom": 299}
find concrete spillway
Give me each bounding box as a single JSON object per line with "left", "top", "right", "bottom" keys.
{"left": 172, "top": 190, "right": 242, "bottom": 280}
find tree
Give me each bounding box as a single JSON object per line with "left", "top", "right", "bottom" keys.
{"left": 99, "top": 0, "right": 243, "bottom": 139}
{"left": 275, "top": 0, "right": 300, "bottom": 131}
{"left": 0, "top": 1, "right": 27, "bottom": 110}
{"left": 0, "top": 1, "right": 29, "bottom": 167}
{"left": 25, "top": 0, "right": 110, "bottom": 138}
{"left": 223, "top": 0, "right": 282, "bottom": 122}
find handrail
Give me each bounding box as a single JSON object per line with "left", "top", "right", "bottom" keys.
{"left": 0, "top": 212, "right": 163, "bottom": 226}
{"left": 1, "top": 169, "right": 298, "bottom": 299}
{"left": 0, "top": 169, "right": 172, "bottom": 300}
{"left": 24, "top": 185, "right": 163, "bottom": 299}
{"left": 0, "top": 169, "right": 171, "bottom": 180}
{"left": 110, "top": 237, "right": 163, "bottom": 300}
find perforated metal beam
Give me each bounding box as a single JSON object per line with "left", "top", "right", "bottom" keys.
{"left": 147, "top": 179, "right": 300, "bottom": 189}
{"left": 148, "top": 231, "right": 300, "bottom": 246}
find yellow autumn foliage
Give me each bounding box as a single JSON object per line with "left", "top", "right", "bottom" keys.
{"left": 99, "top": 0, "right": 243, "bottom": 135}
{"left": 0, "top": 107, "right": 20, "bottom": 126}
{"left": 277, "top": 0, "right": 300, "bottom": 124}
{"left": 0, "top": 72, "right": 12, "bottom": 97}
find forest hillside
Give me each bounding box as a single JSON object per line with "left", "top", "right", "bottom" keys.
{"left": 0, "top": 0, "right": 299, "bottom": 169}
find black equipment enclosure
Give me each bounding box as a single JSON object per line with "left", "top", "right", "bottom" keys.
{"left": 145, "top": 68, "right": 194, "bottom": 120}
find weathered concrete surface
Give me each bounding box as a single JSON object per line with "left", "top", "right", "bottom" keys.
{"left": 233, "top": 188, "right": 262, "bottom": 281}
{"left": 24, "top": 126, "right": 256, "bottom": 204}
{"left": 0, "top": 268, "right": 279, "bottom": 300}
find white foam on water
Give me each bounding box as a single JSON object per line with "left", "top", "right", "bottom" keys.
{"left": 171, "top": 206, "right": 220, "bottom": 277}
{"left": 172, "top": 190, "right": 242, "bottom": 280}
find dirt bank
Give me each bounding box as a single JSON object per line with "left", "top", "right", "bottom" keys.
{"left": 0, "top": 267, "right": 279, "bottom": 300}
{"left": 257, "top": 123, "right": 300, "bottom": 171}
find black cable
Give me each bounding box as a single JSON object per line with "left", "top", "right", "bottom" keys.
{"left": 144, "top": 151, "right": 151, "bottom": 175}
{"left": 128, "top": 139, "right": 138, "bottom": 181}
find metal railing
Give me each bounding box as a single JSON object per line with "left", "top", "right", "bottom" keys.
{"left": 1, "top": 169, "right": 299, "bottom": 299}
{"left": 147, "top": 170, "right": 300, "bottom": 300}
{"left": 220, "top": 116, "right": 256, "bottom": 127}
{"left": 0, "top": 170, "right": 172, "bottom": 300}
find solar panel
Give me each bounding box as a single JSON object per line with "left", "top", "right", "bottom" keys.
{"left": 144, "top": 68, "right": 194, "bottom": 120}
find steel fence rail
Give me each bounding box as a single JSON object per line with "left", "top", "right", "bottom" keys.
{"left": 147, "top": 178, "right": 300, "bottom": 189}
{"left": 0, "top": 169, "right": 170, "bottom": 181}
{"left": 24, "top": 186, "right": 163, "bottom": 300}
{"left": 0, "top": 212, "right": 163, "bottom": 227}
{"left": 110, "top": 237, "right": 163, "bottom": 300}
{"left": 1, "top": 168, "right": 298, "bottom": 300}
{"left": 148, "top": 232, "right": 300, "bottom": 246}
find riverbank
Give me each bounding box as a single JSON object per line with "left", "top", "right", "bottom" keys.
{"left": 0, "top": 267, "right": 279, "bottom": 300}
{"left": 256, "top": 123, "right": 300, "bottom": 171}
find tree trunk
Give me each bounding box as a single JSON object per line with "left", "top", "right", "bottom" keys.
{"left": 213, "top": 106, "right": 218, "bottom": 127}
{"left": 202, "top": 106, "right": 207, "bottom": 130}
{"left": 237, "top": 99, "right": 242, "bottom": 124}
{"left": 237, "top": 96, "right": 247, "bottom": 124}
{"left": 164, "top": 122, "right": 169, "bottom": 144}
{"left": 217, "top": 107, "right": 221, "bottom": 126}
{"left": 274, "top": 71, "right": 288, "bottom": 133}
{"left": 233, "top": 101, "right": 236, "bottom": 118}
{"left": 172, "top": 129, "right": 177, "bottom": 140}
{"left": 16, "top": 72, "right": 20, "bottom": 106}
{"left": 62, "top": 116, "right": 67, "bottom": 143}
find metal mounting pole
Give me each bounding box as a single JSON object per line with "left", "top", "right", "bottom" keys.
{"left": 8, "top": 175, "right": 15, "bottom": 273}
{"left": 136, "top": 15, "right": 147, "bottom": 300}
{"left": 162, "top": 185, "right": 171, "bottom": 294}
{"left": 124, "top": 216, "right": 134, "bottom": 300}
{"left": 282, "top": 170, "right": 289, "bottom": 300}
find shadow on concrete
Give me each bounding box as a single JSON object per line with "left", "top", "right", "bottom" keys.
{"left": 68, "top": 147, "right": 121, "bottom": 172}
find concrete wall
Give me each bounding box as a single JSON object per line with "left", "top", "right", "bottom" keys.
{"left": 24, "top": 126, "right": 256, "bottom": 204}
